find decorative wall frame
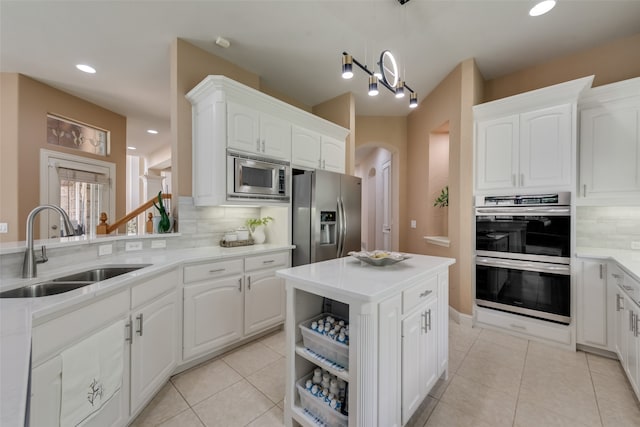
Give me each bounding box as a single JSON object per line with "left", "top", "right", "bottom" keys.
{"left": 47, "top": 114, "right": 110, "bottom": 156}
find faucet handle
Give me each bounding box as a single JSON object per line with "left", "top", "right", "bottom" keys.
{"left": 37, "top": 245, "right": 48, "bottom": 264}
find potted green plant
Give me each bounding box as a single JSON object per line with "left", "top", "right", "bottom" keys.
{"left": 245, "top": 216, "right": 273, "bottom": 244}
{"left": 433, "top": 186, "right": 448, "bottom": 236}
{"left": 152, "top": 191, "right": 171, "bottom": 233}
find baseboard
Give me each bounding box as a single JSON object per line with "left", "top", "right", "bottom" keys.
{"left": 449, "top": 305, "right": 473, "bottom": 328}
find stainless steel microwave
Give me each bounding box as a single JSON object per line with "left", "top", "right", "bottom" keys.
{"left": 227, "top": 150, "right": 290, "bottom": 202}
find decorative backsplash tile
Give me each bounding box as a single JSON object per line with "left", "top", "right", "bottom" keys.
{"left": 576, "top": 206, "right": 640, "bottom": 250}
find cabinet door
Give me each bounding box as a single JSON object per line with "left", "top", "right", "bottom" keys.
{"left": 130, "top": 291, "right": 178, "bottom": 415}
{"left": 244, "top": 270, "right": 285, "bottom": 336}
{"left": 577, "top": 260, "right": 608, "bottom": 347}
{"left": 626, "top": 299, "right": 640, "bottom": 397}
{"left": 615, "top": 290, "right": 627, "bottom": 366}
{"left": 292, "top": 126, "right": 321, "bottom": 169}
{"left": 260, "top": 112, "right": 291, "bottom": 160}
{"left": 520, "top": 104, "right": 572, "bottom": 189}
{"left": 475, "top": 115, "right": 519, "bottom": 191}
{"left": 183, "top": 276, "right": 244, "bottom": 360}
{"left": 321, "top": 136, "right": 346, "bottom": 173}
{"left": 228, "top": 102, "right": 260, "bottom": 154}
{"left": 580, "top": 97, "right": 640, "bottom": 197}
{"left": 401, "top": 297, "right": 437, "bottom": 425}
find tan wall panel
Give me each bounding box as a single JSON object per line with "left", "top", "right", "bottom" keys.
{"left": 1, "top": 74, "right": 126, "bottom": 241}
{"left": 484, "top": 33, "right": 640, "bottom": 101}
{"left": 0, "top": 73, "right": 20, "bottom": 242}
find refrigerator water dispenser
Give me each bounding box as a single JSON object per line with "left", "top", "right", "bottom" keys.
{"left": 320, "top": 211, "right": 336, "bottom": 245}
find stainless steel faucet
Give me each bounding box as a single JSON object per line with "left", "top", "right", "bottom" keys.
{"left": 22, "top": 205, "right": 75, "bottom": 278}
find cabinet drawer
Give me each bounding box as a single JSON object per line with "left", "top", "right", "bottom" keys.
{"left": 403, "top": 277, "right": 437, "bottom": 315}
{"left": 131, "top": 269, "right": 178, "bottom": 309}
{"left": 32, "top": 290, "right": 129, "bottom": 365}
{"left": 245, "top": 252, "right": 289, "bottom": 272}
{"left": 184, "top": 259, "right": 243, "bottom": 284}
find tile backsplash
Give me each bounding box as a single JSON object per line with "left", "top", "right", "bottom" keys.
{"left": 576, "top": 206, "right": 640, "bottom": 250}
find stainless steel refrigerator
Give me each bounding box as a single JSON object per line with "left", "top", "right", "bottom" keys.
{"left": 292, "top": 169, "right": 361, "bottom": 267}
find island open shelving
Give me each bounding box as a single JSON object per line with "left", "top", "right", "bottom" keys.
{"left": 277, "top": 254, "right": 455, "bottom": 427}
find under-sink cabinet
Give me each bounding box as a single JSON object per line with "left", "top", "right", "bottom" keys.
{"left": 182, "top": 251, "right": 289, "bottom": 361}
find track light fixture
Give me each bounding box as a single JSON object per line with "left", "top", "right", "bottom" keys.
{"left": 341, "top": 51, "right": 417, "bottom": 109}
{"left": 342, "top": 54, "right": 353, "bottom": 79}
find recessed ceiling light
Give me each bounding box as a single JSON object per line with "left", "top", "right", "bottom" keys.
{"left": 529, "top": 0, "right": 556, "bottom": 16}
{"left": 76, "top": 64, "right": 96, "bottom": 74}
{"left": 146, "top": 129, "right": 158, "bottom": 134}
{"left": 127, "top": 146, "right": 137, "bottom": 150}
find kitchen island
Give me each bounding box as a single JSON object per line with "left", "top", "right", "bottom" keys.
{"left": 277, "top": 253, "right": 455, "bottom": 427}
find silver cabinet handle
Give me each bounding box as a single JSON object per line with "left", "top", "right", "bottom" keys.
{"left": 323, "top": 159, "right": 326, "bottom": 169}
{"left": 421, "top": 311, "right": 428, "bottom": 334}
{"left": 238, "top": 278, "right": 242, "bottom": 292}
{"left": 510, "top": 323, "right": 527, "bottom": 330}
{"left": 636, "top": 314, "right": 640, "bottom": 338}
{"left": 136, "top": 314, "right": 143, "bottom": 336}
{"left": 263, "top": 259, "right": 275, "bottom": 264}
{"left": 630, "top": 311, "right": 635, "bottom": 333}
{"left": 599, "top": 264, "right": 603, "bottom": 280}
{"left": 209, "top": 268, "right": 225, "bottom": 274}
{"left": 256, "top": 139, "right": 260, "bottom": 151}
{"left": 125, "top": 321, "right": 132, "bottom": 342}
{"left": 612, "top": 273, "right": 622, "bottom": 279}
{"left": 419, "top": 290, "right": 432, "bottom": 298}
{"left": 583, "top": 184, "right": 587, "bottom": 197}
{"left": 616, "top": 294, "right": 624, "bottom": 311}
{"left": 248, "top": 276, "right": 251, "bottom": 290}
{"left": 427, "top": 309, "right": 432, "bottom": 331}
{"left": 261, "top": 140, "right": 266, "bottom": 152}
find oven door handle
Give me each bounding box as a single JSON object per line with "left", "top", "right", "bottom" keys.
{"left": 475, "top": 207, "right": 571, "bottom": 215}
{"left": 476, "top": 257, "right": 571, "bottom": 275}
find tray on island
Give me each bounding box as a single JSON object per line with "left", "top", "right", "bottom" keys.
{"left": 348, "top": 250, "right": 411, "bottom": 266}
{"left": 219, "top": 238, "right": 254, "bottom": 248}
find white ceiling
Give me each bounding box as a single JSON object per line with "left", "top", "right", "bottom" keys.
{"left": 2, "top": 1, "right": 639, "bottom": 157}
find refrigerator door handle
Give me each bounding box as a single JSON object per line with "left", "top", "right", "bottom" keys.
{"left": 337, "top": 197, "right": 345, "bottom": 257}
{"left": 341, "top": 196, "right": 348, "bottom": 257}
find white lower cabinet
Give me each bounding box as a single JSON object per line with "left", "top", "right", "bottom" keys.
{"left": 576, "top": 259, "right": 609, "bottom": 348}
{"left": 182, "top": 252, "right": 289, "bottom": 361}
{"left": 401, "top": 296, "right": 437, "bottom": 424}
{"left": 129, "top": 290, "right": 179, "bottom": 416}
{"left": 617, "top": 276, "right": 640, "bottom": 400}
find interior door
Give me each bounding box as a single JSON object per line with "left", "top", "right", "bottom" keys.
{"left": 382, "top": 160, "right": 392, "bottom": 251}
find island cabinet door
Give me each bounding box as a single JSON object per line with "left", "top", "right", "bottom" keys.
{"left": 378, "top": 294, "right": 402, "bottom": 427}
{"left": 401, "top": 296, "right": 438, "bottom": 425}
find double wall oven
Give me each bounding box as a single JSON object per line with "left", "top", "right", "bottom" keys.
{"left": 475, "top": 193, "right": 571, "bottom": 324}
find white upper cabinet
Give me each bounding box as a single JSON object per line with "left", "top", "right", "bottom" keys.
{"left": 579, "top": 77, "right": 640, "bottom": 203}
{"left": 474, "top": 76, "right": 593, "bottom": 194}
{"left": 292, "top": 126, "right": 346, "bottom": 173}
{"left": 187, "top": 76, "right": 349, "bottom": 205}
{"left": 476, "top": 115, "right": 519, "bottom": 190}
{"left": 227, "top": 102, "right": 291, "bottom": 160}
{"left": 520, "top": 104, "right": 572, "bottom": 188}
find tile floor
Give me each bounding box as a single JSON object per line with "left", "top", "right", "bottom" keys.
{"left": 131, "top": 321, "right": 640, "bottom": 427}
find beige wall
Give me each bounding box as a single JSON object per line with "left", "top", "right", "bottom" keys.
{"left": 313, "top": 93, "right": 356, "bottom": 174}
{"left": 484, "top": 32, "right": 640, "bottom": 101}
{"left": 355, "top": 116, "right": 407, "bottom": 253}
{"left": 0, "top": 73, "right": 127, "bottom": 242}
{"left": 0, "top": 74, "right": 19, "bottom": 241}
{"left": 405, "top": 58, "right": 482, "bottom": 315}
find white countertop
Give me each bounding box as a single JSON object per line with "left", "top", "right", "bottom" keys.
{"left": 576, "top": 247, "right": 640, "bottom": 282}
{"left": 276, "top": 254, "right": 456, "bottom": 303}
{"left": 0, "top": 243, "right": 293, "bottom": 427}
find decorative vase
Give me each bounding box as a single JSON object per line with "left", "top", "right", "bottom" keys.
{"left": 251, "top": 225, "right": 266, "bottom": 244}
{"left": 153, "top": 215, "right": 173, "bottom": 233}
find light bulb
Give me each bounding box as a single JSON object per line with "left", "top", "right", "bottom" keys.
{"left": 368, "top": 75, "right": 379, "bottom": 96}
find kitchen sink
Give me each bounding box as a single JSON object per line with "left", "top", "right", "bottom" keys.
{"left": 51, "top": 265, "right": 151, "bottom": 283}
{"left": 0, "top": 264, "right": 151, "bottom": 298}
